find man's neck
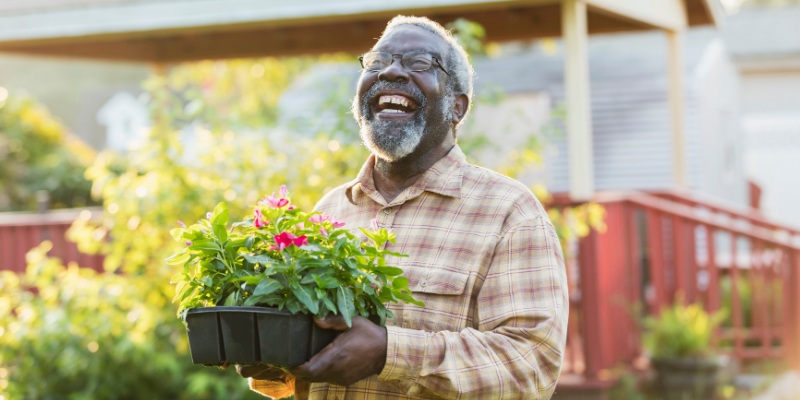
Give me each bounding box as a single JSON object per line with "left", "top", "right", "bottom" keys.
{"left": 373, "top": 133, "right": 455, "bottom": 204}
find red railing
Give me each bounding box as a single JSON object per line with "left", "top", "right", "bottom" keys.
{"left": 0, "top": 208, "right": 104, "bottom": 272}
{"left": 555, "top": 190, "right": 800, "bottom": 386}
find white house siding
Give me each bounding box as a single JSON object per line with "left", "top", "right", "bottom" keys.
{"left": 471, "top": 29, "right": 747, "bottom": 204}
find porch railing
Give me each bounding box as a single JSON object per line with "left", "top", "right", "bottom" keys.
{"left": 555, "top": 190, "right": 800, "bottom": 384}
{"left": 0, "top": 207, "right": 104, "bottom": 272}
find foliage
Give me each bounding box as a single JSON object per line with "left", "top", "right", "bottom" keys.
{"left": 642, "top": 296, "right": 726, "bottom": 359}
{"left": 0, "top": 241, "right": 258, "bottom": 400}
{"left": 0, "top": 95, "right": 96, "bottom": 211}
{"left": 170, "top": 195, "right": 422, "bottom": 327}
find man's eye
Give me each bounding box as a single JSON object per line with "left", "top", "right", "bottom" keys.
{"left": 405, "top": 57, "right": 431, "bottom": 70}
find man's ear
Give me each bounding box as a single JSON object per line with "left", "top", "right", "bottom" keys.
{"left": 451, "top": 93, "right": 470, "bottom": 125}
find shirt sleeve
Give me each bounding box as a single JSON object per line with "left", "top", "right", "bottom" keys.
{"left": 377, "top": 215, "right": 569, "bottom": 400}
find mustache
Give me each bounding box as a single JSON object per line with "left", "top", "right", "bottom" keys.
{"left": 356, "top": 81, "right": 427, "bottom": 119}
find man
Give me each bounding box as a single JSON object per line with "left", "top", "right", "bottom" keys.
{"left": 237, "top": 15, "right": 568, "bottom": 400}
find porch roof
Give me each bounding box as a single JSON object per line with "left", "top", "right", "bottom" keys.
{"left": 0, "top": 0, "right": 722, "bottom": 62}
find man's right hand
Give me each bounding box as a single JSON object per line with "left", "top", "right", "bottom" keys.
{"left": 233, "top": 364, "right": 288, "bottom": 382}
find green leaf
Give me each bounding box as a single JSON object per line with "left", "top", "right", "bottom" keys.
{"left": 212, "top": 223, "right": 227, "bottom": 242}
{"left": 392, "top": 276, "right": 409, "bottom": 289}
{"left": 223, "top": 292, "right": 237, "bottom": 306}
{"left": 165, "top": 251, "right": 191, "bottom": 265}
{"left": 253, "top": 278, "right": 283, "bottom": 297}
{"left": 242, "top": 254, "right": 280, "bottom": 266}
{"left": 170, "top": 272, "right": 189, "bottom": 284}
{"left": 373, "top": 266, "right": 403, "bottom": 276}
{"left": 233, "top": 276, "right": 262, "bottom": 285}
{"left": 245, "top": 235, "right": 255, "bottom": 251}
{"left": 211, "top": 202, "right": 229, "bottom": 225}
{"left": 395, "top": 291, "right": 425, "bottom": 307}
{"left": 336, "top": 286, "right": 356, "bottom": 327}
{"left": 321, "top": 295, "right": 337, "bottom": 313}
{"left": 291, "top": 285, "right": 318, "bottom": 314}
{"left": 188, "top": 240, "right": 220, "bottom": 252}
{"left": 199, "top": 276, "right": 213, "bottom": 287}
{"left": 170, "top": 228, "right": 186, "bottom": 241}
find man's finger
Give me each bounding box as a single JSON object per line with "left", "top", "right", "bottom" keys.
{"left": 313, "top": 314, "right": 350, "bottom": 330}
{"left": 287, "top": 339, "right": 341, "bottom": 381}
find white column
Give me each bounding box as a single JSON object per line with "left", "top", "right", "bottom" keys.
{"left": 667, "top": 29, "right": 687, "bottom": 188}
{"left": 562, "top": 0, "right": 594, "bottom": 200}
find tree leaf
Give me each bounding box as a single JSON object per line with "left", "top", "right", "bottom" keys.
{"left": 211, "top": 202, "right": 229, "bottom": 225}
{"left": 242, "top": 254, "right": 280, "bottom": 265}
{"left": 395, "top": 291, "right": 425, "bottom": 307}
{"left": 253, "top": 278, "right": 283, "bottom": 297}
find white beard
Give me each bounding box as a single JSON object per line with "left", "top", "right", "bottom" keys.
{"left": 354, "top": 81, "right": 454, "bottom": 162}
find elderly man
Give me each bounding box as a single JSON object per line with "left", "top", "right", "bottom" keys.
{"left": 236, "top": 15, "right": 569, "bottom": 400}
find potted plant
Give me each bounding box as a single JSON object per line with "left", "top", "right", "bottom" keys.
{"left": 166, "top": 186, "right": 423, "bottom": 367}
{"left": 641, "top": 297, "right": 726, "bottom": 400}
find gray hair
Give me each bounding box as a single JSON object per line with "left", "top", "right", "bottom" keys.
{"left": 381, "top": 16, "right": 475, "bottom": 126}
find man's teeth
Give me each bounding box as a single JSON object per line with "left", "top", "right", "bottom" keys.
{"left": 381, "top": 109, "right": 405, "bottom": 113}
{"left": 378, "top": 95, "right": 410, "bottom": 108}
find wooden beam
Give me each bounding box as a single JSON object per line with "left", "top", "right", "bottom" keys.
{"left": 563, "top": 0, "right": 594, "bottom": 200}
{"left": 586, "top": 0, "right": 687, "bottom": 31}
{"left": 0, "top": 4, "right": 651, "bottom": 62}
{"left": 667, "top": 29, "right": 687, "bottom": 188}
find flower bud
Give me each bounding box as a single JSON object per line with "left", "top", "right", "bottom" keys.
{"left": 185, "top": 241, "right": 193, "bottom": 246}
{"left": 177, "top": 220, "right": 186, "bottom": 228}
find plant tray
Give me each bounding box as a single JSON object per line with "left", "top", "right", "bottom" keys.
{"left": 185, "top": 306, "right": 340, "bottom": 367}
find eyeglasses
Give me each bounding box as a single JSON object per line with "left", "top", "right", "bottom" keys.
{"left": 359, "top": 50, "right": 450, "bottom": 76}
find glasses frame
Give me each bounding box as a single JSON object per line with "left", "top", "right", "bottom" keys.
{"left": 359, "top": 50, "right": 450, "bottom": 76}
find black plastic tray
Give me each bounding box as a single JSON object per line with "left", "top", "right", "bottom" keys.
{"left": 185, "top": 306, "right": 343, "bottom": 366}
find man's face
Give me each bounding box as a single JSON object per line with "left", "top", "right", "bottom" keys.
{"left": 354, "top": 25, "right": 453, "bottom": 162}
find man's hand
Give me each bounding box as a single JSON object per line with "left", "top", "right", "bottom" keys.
{"left": 228, "top": 363, "right": 288, "bottom": 382}
{"left": 287, "top": 314, "right": 387, "bottom": 387}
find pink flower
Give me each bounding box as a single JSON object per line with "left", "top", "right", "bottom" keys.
{"left": 273, "top": 232, "right": 309, "bottom": 251}
{"left": 177, "top": 220, "right": 186, "bottom": 228}
{"left": 185, "top": 241, "right": 193, "bottom": 246}
{"left": 279, "top": 185, "right": 289, "bottom": 198}
{"left": 288, "top": 206, "right": 296, "bottom": 210}
{"left": 206, "top": 212, "right": 212, "bottom": 220}
{"left": 253, "top": 209, "right": 269, "bottom": 228}
{"left": 371, "top": 219, "right": 380, "bottom": 230}
{"left": 267, "top": 245, "right": 279, "bottom": 251}
{"left": 319, "top": 227, "right": 328, "bottom": 237}
{"left": 259, "top": 194, "right": 289, "bottom": 208}
{"left": 308, "top": 212, "right": 346, "bottom": 227}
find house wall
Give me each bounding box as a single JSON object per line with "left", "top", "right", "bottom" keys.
{"left": 738, "top": 67, "right": 800, "bottom": 227}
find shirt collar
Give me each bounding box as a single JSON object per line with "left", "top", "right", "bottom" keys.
{"left": 344, "top": 145, "right": 466, "bottom": 206}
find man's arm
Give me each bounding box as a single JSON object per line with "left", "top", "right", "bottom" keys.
{"left": 377, "top": 215, "right": 569, "bottom": 399}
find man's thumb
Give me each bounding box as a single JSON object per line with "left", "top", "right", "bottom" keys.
{"left": 313, "top": 314, "right": 349, "bottom": 330}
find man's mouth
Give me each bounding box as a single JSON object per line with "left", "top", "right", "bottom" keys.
{"left": 373, "top": 94, "right": 419, "bottom": 119}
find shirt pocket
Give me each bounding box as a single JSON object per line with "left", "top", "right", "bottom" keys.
{"left": 401, "top": 263, "right": 472, "bottom": 332}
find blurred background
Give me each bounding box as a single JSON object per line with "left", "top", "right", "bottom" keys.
{"left": 0, "top": 0, "right": 799, "bottom": 399}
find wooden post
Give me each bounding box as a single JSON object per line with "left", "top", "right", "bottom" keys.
{"left": 667, "top": 30, "right": 687, "bottom": 188}
{"left": 562, "top": 0, "right": 594, "bottom": 200}
{"left": 785, "top": 249, "right": 800, "bottom": 370}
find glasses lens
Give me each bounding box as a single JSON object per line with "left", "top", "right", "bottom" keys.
{"left": 362, "top": 52, "right": 391, "bottom": 71}
{"left": 402, "top": 52, "right": 433, "bottom": 71}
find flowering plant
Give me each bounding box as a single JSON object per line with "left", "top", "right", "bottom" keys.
{"left": 167, "top": 186, "right": 423, "bottom": 327}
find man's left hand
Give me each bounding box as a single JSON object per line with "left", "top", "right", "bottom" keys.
{"left": 287, "top": 314, "right": 387, "bottom": 387}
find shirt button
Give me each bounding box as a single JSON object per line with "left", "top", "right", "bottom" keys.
{"left": 420, "top": 280, "right": 428, "bottom": 287}
{"left": 384, "top": 208, "right": 392, "bottom": 214}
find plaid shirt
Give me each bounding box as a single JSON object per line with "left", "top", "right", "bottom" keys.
{"left": 251, "top": 145, "right": 568, "bottom": 400}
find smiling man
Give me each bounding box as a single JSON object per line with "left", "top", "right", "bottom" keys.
{"left": 237, "top": 16, "right": 569, "bottom": 400}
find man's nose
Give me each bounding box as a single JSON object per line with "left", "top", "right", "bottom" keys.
{"left": 378, "top": 57, "right": 410, "bottom": 83}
